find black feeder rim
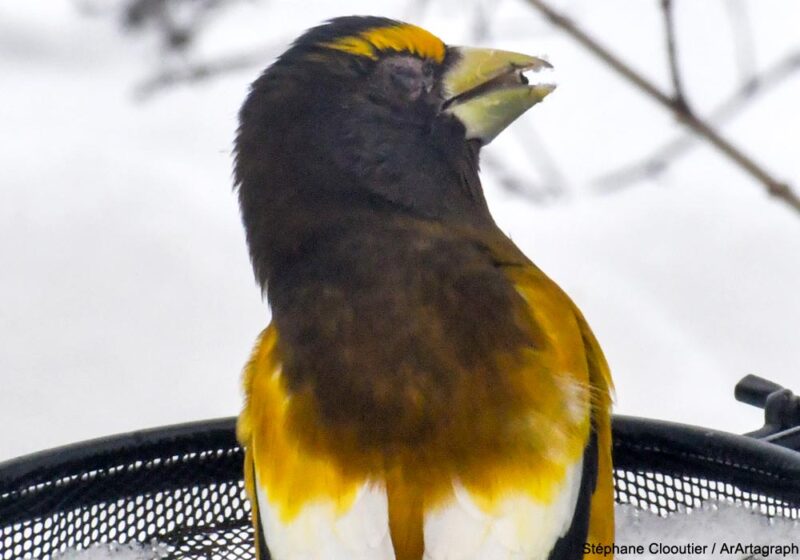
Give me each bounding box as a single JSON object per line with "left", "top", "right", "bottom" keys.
{"left": 1, "top": 375, "right": 800, "bottom": 560}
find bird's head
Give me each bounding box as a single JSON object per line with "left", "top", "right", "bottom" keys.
{"left": 235, "top": 16, "right": 554, "bottom": 286}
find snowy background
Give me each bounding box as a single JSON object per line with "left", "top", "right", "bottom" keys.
{"left": 1, "top": 0, "right": 799, "bottom": 463}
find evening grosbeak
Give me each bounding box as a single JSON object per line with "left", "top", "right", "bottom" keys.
{"left": 235, "top": 16, "right": 614, "bottom": 560}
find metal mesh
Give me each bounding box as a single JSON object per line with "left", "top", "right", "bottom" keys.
{"left": 2, "top": 416, "right": 800, "bottom": 560}
{"left": 2, "top": 481, "right": 250, "bottom": 560}
{"left": 614, "top": 470, "right": 800, "bottom": 520}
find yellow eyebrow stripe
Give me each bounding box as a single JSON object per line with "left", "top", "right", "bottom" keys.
{"left": 322, "top": 23, "right": 446, "bottom": 63}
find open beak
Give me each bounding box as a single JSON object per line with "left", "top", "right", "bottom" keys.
{"left": 442, "top": 47, "right": 555, "bottom": 144}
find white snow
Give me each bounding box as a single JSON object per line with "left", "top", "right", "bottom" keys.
{"left": 53, "top": 542, "right": 168, "bottom": 560}
{"left": 615, "top": 501, "right": 800, "bottom": 558}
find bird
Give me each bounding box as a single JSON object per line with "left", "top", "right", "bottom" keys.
{"left": 234, "top": 16, "right": 614, "bottom": 560}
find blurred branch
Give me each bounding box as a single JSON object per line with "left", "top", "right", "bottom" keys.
{"left": 596, "top": 51, "right": 800, "bottom": 191}
{"left": 661, "top": 0, "right": 691, "bottom": 113}
{"left": 484, "top": 122, "right": 568, "bottom": 202}
{"left": 134, "top": 44, "right": 283, "bottom": 100}
{"left": 725, "top": 0, "right": 757, "bottom": 82}
{"left": 482, "top": 153, "right": 551, "bottom": 203}
{"left": 524, "top": 0, "right": 800, "bottom": 215}
{"left": 470, "top": 0, "right": 494, "bottom": 42}
{"left": 516, "top": 122, "right": 568, "bottom": 198}
{"left": 76, "top": 0, "right": 248, "bottom": 53}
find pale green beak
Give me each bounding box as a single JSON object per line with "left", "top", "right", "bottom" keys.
{"left": 442, "top": 47, "right": 555, "bottom": 144}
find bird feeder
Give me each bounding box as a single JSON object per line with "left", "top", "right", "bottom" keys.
{"left": 1, "top": 375, "right": 799, "bottom": 559}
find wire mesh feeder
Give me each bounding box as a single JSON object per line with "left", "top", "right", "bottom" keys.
{"left": 2, "top": 375, "right": 799, "bottom": 560}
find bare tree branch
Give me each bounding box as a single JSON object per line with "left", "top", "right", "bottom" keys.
{"left": 514, "top": 121, "right": 568, "bottom": 198}
{"left": 482, "top": 152, "right": 551, "bottom": 203}
{"left": 77, "top": 0, "right": 248, "bottom": 53}
{"left": 596, "top": 51, "right": 800, "bottom": 191}
{"left": 725, "top": 0, "right": 757, "bottom": 82}
{"left": 134, "top": 44, "right": 284, "bottom": 100}
{"left": 524, "top": 0, "right": 800, "bottom": 214}
{"left": 661, "top": 0, "right": 691, "bottom": 113}
{"left": 470, "top": 0, "right": 493, "bottom": 42}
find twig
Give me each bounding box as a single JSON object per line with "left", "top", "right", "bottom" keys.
{"left": 596, "top": 51, "right": 800, "bottom": 191}
{"left": 482, "top": 152, "right": 544, "bottom": 201}
{"left": 661, "top": 0, "right": 691, "bottom": 113}
{"left": 725, "top": 0, "right": 757, "bottom": 82}
{"left": 515, "top": 121, "right": 568, "bottom": 198}
{"left": 482, "top": 152, "right": 560, "bottom": 203}
{"left": 470, "top": 0, "right": 493, "bottom": 42}
{"left": 524, "top": 0, "right": 800, "bottom": 214}
{"left": 134, "top": 44, "right": 285, "bottom": 100}
{"left": 484, "top": 119, "right": 569, "bottom": 202}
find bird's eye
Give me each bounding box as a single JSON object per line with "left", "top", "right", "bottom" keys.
{"left": 376, "top": 56, "right": 434, "bottom": 101}
{"left": 390, "top": 69, "right": 420, "bottom": 94}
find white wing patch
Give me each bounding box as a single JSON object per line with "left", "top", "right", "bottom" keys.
{"left": 422, "top": 457, "right": 585, "bottom": 560}
{"left": 256, "top": 476, "right": 396, "bottom": 560}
